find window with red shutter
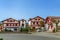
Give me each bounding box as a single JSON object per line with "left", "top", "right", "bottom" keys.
{"left": 33, "top": 22, "right": 35, "bottom": 24}
{"left": 35, "top": 19, "right": 37, "bottom": 20}
{"left": 6, "top": 24, "right": 8, "bottom": 26}
{"left": 38, "top": 19, "right": 40, "bottom": 20}
{"left": 37, "top": 22, "right": 38, "bottom": 24}
{"left": 15, "top": 24, "right": 17, "bottom": 26}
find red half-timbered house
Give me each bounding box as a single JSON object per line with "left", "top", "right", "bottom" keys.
{"left": 45, "top": 16, "right": 60, "bottom": 32}
{"left": 28, "top": 16, "right": 45, "bottom": 31}
{"left": 2, "top": 18, "right": 19, "bottom": 32}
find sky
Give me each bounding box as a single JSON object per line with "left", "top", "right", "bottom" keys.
{"left": 0, "top": 0, "right": 60, "bottom": 21}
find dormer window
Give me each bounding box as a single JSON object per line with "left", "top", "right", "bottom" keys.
{"left": 15, "top": 24, "right": 17, "bottom": 26}
{"left": 38, "top": 19, "right": 40, "bottom": 20}
{"left": 22, "top": 21, "right": 24, "bottom": 22}
{"left": 35, "top": 19, "right": 37, "bottom": 20}
{"left": 10, "top": 20, "right": 12, "bottom": 22}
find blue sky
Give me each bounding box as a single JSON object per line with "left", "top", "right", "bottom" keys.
{"left": 0, "top": 0, "right": 60, "bottom": 21}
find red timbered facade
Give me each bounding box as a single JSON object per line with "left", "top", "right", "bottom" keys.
{"left": 45, "top": 16, "right": 60, "bottom": 32}
{"left": 28, "top": 16, "right": 45, "bottom": 31}
{"left": 2, "top": 18, "right": 19, "bottom": 32}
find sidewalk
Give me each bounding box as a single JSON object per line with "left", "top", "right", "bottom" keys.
{"left": 31, "top": 32, "right": 60, "bottom": 39}
{"left": 54, "top": 32, "right": 60, "bottom": 35}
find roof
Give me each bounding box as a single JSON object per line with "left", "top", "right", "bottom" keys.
{"left": 2, "top": 18, "right": 18, "bottom": 22}
{"left": 18, "top": 19, "right": 26, "bottom": 21}
{"left": 28, "top": 16, "right": 45, "bottom": 21}
{"left": 47, "top": 16, "right": 60, "bottom": 19}
{"left": 34, "top": 16, "right": 45, "bottom": 20}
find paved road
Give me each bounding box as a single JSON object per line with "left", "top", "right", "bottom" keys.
{"left": 0, "top": 34, "right": 60, "bottom": 40}
{"left": 32, "top": 32, "right": 60, "bottom": 38}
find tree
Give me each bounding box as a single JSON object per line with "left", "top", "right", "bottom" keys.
{"left": 40, "top": 21, "right": 44, "bottom": 27}
{"left": 26, "top": 23, "right": 31, "bottom": 32}
{"left": 40, "top": 21, "right": 44, "bottom": 31}
{"left": 52, "top": 19, "right": 58, "bottom": 32}
{"left": 0, "top": 24, "right": 3, "bottom": 26}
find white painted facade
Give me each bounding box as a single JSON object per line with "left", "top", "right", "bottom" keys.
{"left": 20, "top": 21, "right": 22, "bottom": 28}
{"left": 40, "top": 19, "right": 43, "bottom": 21}
{"left": 45, "top": 24, "right": 48, "bottom": 30}
{"left": 28, "top": 21, "right": 31, "bottom": 26}
{"left": 19, "top": 20, "right": 26, "bottom": 28}
{"left": 58, "top": 22, "right": 60, "bottom": 26}
{"left": 52, "top": 23, "right": 56, "bottom": 31}
{"left": 48, "top": 25, "right": 52, "bottom": 32}
{"left": 53, "top": 23, "right": 56, "bottom": 28}
{"left": 24, "top": 21, "right": 26, "bottom": 28}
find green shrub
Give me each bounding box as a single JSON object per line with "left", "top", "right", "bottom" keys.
{"left": 4, "top": 29, "right": 13, "bottom": 32}
{"left": 53, "top": 28, "right": 56, "bottom": 33}
{"left": 20, "top": 28, "right": 28, "bottom": 32}
{"left": 0, "top": 38, "right": 3, "bottom": 40}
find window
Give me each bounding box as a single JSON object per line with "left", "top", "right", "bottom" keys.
{"left": 37, "top": 22, "right": 38, "bottom": 24}
{"left": 35, "top": 19, "right": 37, "bottom": 20}
{"left": 33, "top": 22, "right": 35, "bottom": 24}
{"left": 22, "top": 21, "right": 24, "bottom": 22}
{"left": 14, "top": 28, "right": 17, "bottom": 31}
{"left": 22, "top": 24, "right": 24, "bottom": 26}
{"left": 6, "top": 24, "right": 9, "bottom": 26}
{"left": 38, "top": 19, "right": 40, "bottom": 20}
{"left": 15, "top": 24, "right": 17, "bottom": 26}
{"left": 10, "top": 20, "right": 12, "bottom": 22}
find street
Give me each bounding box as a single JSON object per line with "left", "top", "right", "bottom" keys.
{"left": 0, "top": 33, "right": 60, "bottom": 40}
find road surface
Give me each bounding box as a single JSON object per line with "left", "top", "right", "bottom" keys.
{"left": 0, "top": 34, "right": 60, "bottom": 40}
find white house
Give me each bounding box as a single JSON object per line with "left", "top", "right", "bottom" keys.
{"left": 19, "top": 19, "right": 26, "bottom": 28}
